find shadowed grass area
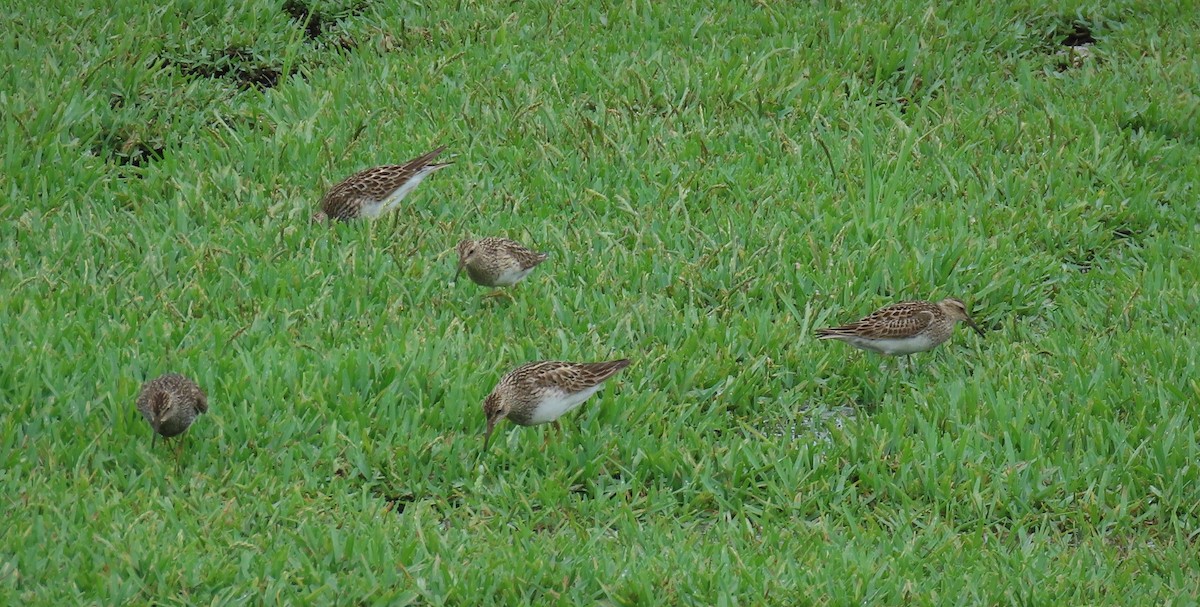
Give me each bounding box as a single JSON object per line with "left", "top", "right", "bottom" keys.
{"left": 2, "top": 0, "right": 1198, "bottom": 604}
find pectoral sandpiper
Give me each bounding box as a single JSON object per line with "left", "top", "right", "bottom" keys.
{"left": 482, "top": 359, "right": 631, "bottom": 450}
{"left": 816, "top": 297, "right": 984, "bottom": 358}
{"left": 313, "top": 145, "right": 451, "bottom": 222}
{"left": 454, "top": 237, "right": 549, "bottom": 297}
{"left": 136, "top": 373, "right": 208, "bottom": 456}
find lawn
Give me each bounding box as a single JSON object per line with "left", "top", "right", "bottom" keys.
{"left": 2, "top": 0, "right": 1199, "bottom": 604}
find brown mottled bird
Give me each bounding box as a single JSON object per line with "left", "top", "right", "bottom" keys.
{"left": 136, "top": 373, "right": 208, "bottom": 454}
{"left": 313, "top": 145, "right": 452, "bottom": 222}
{"left": 482, "top": 359, "right": 631, "bottom": 450}
{"left": 454, "top": 237, "right": 549, "bottom": 296}
{"left": 816, "top": 297, "right": 984, "bottom": 357}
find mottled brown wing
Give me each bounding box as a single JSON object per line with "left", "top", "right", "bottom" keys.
{"left": 845, "top": 301, "right": 937, "bottom": 339}
{"left": 503, "top": 361, "right": 563, "bottom": 389}
{"left": 532, "top": 360, "right": 631, "bottom": 392}
{"left": 358, "top": 145, "right": 449, "bottom": 199}
{"left": 491, "top": 238, "right": 549, "bottom": 270}
{"left": 137, "top": 373, "right": 204, "bottom": 417}
{"left": 320, "top": 145, "right": 448, "bottom": 220}
{"left": 320, "top": 174, "right": 372, "bottom": 220}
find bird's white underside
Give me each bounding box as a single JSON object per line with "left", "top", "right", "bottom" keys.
{"left": 828, "top": 333, "right": 938, "bottom": 356}
{"left": 527, "top": 384, "right": 606, "bottom": 424}
{"left": 493, "top": 266, "right": 536, "bottom": 287}
{"left": 360, "top": 165, "right": 446, "bottom": 218}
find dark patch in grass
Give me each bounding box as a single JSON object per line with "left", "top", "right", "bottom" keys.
{"left": 378, "top": 25, "right": 434, "bottom": 53}
{"left": 238, "top": 65, "right": 283, "bottom": 89}
{"left": 870, "top": 66, "right": 935, "bottom": 115}
{"left": 117, "top": 140, "right": 166, "bottom": 168}
{"left": 1112, "top": 227, "right": 1136, "bottom": 241}
{"left": 332, "top": 35, "right": 359, "bottom": 52}
{"left": 162, "top": 46, "right": 284, "bottom": 90}
{"left": 373, "top": 489, "right": 416, "bottom": 514}
{"left": 1060, "top": 22, "right": 1096, "bottom": 47}
{"left": 282, "top": 0, "right": 371, "bottom": 42}
{"left": 1101, "top": 218, "right": 1146, "bottom": 250}
{"left": 1063, "top": 250, "right": 1096, "bottom": 274}
{"left": 1035, "top": 16, "right": 1104, "bottom": 51}
{"left": 1119, "top": 114, "right": 1199, "bottom": 146}
{"left": 282, "top": 0, "right": 327, "bottom": 40}
{"left": 1025, "top": 16, "right": 1108, "bottom": 71}
{"left": 91, "top": 127, "right": 165, "bottom": 170}
{"left": 1024, "top": 16, "right": 1110, "bottom": 69}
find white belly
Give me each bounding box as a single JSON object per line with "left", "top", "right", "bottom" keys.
{"left": 527, "top": 385, "right": 605, "bottom": 424}
{"left": 360, "top": 203, "right": 384, "bottom": 218}
{"left": 492, "top": 266, "right": 536, "bottom": 287}
{"left": 844, "top": 334, "right": 937, "bottom": 355}
{"left": 361, "top": 165, "right": 443, "bottom": 217}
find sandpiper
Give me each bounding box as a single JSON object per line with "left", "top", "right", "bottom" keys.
{"left": 136, "top": 373, "right": 208, "bottom": 455}
{"left": 313, "top": 145, "right": 451, "bottom": 222}
{"left": 816, "top": 297, "right": 984, "bottom": 357}
{"left": 482, "top": 359, "right": 631, "bottom": 450}
{"left": 455, "top": 237, "right": 549, "bottom": 296}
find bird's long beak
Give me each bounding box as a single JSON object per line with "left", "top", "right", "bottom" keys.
{"left": 965, "top": 316, "right": 985, "bottom": 337}
{"left": 454, "top": 259, "right": 465, "bottom": 283}
{"left": 482, "top": 417, "right": 497, "bottom": 451}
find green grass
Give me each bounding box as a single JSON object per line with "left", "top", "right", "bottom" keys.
{"left": 3, "top": 0, "right": 1199, "bottom": 604}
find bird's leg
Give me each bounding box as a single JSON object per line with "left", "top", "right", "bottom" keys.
{"left": 152, "top": 434, "right": 158, "bottom": 450}
{"left": 874, "top": 358, "right": 893, "bottom": 397}
{"left": 543, "top": 421, "right": 563, "bottom": 448}
{"left": 905, "top": 355, "right": 923, "bottom": 377}
{"left": 484, "top": 290, "right": 513, "bottom": 301}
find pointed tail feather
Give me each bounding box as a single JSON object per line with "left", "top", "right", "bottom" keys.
{"left": 815, "top": 327, "right": 853, "bottom": 339}
{"left": 586, "top": 359, "right": 631, "bottom": 382}
{"left": 402, "top": 145, "right": 449, "bottom": 173}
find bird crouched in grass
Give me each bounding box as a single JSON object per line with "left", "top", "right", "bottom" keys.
{"left": 482, "top": 359, "right": 631, "bottom": 450}
{"left": 454, "top": 237, "right": 549, "bottom": 296}
{"left": 312, "top": 145, "right": 452, "bottom": 223}
{"left": 136, "top": 373, "right": 208, "bottom": 455}
{"left": 816, "top": 297, "right": 984, "bottom": 359}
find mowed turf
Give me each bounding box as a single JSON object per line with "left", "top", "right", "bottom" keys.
{"left": 2, "top": 0, "right": 1199, "bottom": 604}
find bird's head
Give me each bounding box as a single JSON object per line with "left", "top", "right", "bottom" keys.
{"left": 149, "top": 392, "right": 172, "bottom": 429}
{"left": 455, "top": 239, "right": 478, "bottom": 282}
{"left": 940, "top": 297, "right": 984, "bottom": 337}
{"left": 481, "top": 391, "right": 511, "bottom": 451}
